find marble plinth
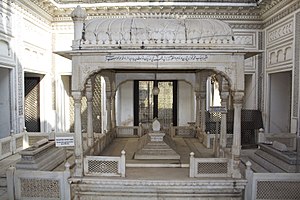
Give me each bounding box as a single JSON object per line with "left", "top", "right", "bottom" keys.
{"left": 16, "top": 139, "right": 67, "bottom": 170}
{"left": 255, "top": 144, "right": 297, "bottom": 172}
{"left": 134, "top": 132, "right": 180, "bottom": 160}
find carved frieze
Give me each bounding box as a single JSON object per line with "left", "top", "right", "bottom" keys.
{"left": 266, "top": 20, "right": 293, "bottom": 46}
{"left": 81, "top": 18, "right": 234, "bottom": 48}
{"left": 233, "top": 32, "right": 257, "bottom": 49}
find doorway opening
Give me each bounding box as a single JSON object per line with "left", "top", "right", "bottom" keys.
{"left": 134, "top": 80, "right": 177, "bottom": 128}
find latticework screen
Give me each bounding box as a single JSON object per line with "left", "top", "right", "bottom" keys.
{"left": 20, "top": 178, "right": 60, "bottom": 199}
{"left": 205, "top": 109, "right": 263, "bottom": 147}
{"left": 256, "top": 180, "right": 300, "bottom": 199}
{"left": 24, "top": 77, "right": 40, "bottom": 132}
{"left": 16, "top": 136, "right": 23, "bottom": 149}
{"left": 1, "top": 140, "right": 11, "bottom": 155}
{"left": 87, "top": 160, "right": 119, "bottom": 175}
{"left": 197, "top": 162, "right": 228, "bottom": 174}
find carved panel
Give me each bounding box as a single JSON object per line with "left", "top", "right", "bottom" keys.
{"left": 0, "top": 8, "right": 12, "bottom": 35}
{"left": 266, "top": 20, "right": 293, "bottom": 46}
{"left": 20, "top": 178, "right": 60, "bottom": 199}
{"left": 267, "top": 43, "right": 293, "bottom": 68}
{"left": 233, "top": 32, "right": 257, "bottom": 49}
{"left": 18, "top": 65, "right": 24, "bottom": 115}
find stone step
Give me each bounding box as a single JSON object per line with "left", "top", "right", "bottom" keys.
{"left": 240, "top": 156, "right": 269, "bottom": 173}
{"left": 70, "top": 176, "right": 247, "bottom": 199}
{"left": 250, "top": 151, "right": 285, "bottom": 173}
{"left": 255, "top": 150, "right": 297, "bottom": 172}
{"left": 259, "top": 144, "right": 296, "bottom": 164}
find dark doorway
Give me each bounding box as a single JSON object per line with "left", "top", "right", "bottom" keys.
{"left": 134, "top": 80, "right": 177, "bottom": 127}
{"left": 25, "top": 77, "right": 41, "bottom": 132}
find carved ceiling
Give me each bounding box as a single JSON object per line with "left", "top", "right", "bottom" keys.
{"left": 17, "top": 0, "right": 293, "bottom": 22}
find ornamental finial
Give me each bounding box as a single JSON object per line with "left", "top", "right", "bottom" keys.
{"left": 71, "top": 5, "right": 87, "bottom": 21}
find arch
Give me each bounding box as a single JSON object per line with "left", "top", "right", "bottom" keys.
{"left": 199, "top": 69, "right": 233, "bottom": 92}
{"left": 81, "top": 69, "right": 112, "bottom": 94}
{"left": 277, "top": 49, "right": 284, "bottom": 62}
{"left": 284, "top": 47, "right": 292, "bottom": 60}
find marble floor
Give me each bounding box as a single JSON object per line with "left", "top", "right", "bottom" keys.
{"left": 100, "top": 137, "right": 214, "bottom": 165}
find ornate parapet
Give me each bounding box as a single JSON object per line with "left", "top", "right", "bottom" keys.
{"left": 75, "top": 17, "right": 236, "bottom": 50}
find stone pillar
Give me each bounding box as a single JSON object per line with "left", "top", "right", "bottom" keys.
{"left": 231, "top": 91, "right": 244, "bottom": 178}
{"left": 72, "top": 91, "right": 83, "bottom": 177}
{"left": 195, "top": 91, "right": 201, "bottom": 128}
{"left": 70, "top": 6, "right": 87, "bottom": 48}
{"left": 111, "top": 91, "right": 116, "bottom": 129}
{"left": 86, "top": 79, "right": 94, "bottom": 147}
{"left": 106, "top": 92, "right": 112, "bottom": 132}
{"left": 200, "top": 92, "right": 206, "bottom": 134}
{"left": 220, "top": 91, "right": 229, "bottom": 149}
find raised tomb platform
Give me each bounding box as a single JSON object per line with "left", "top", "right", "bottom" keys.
{"left": 242, "top": 141, "right": 298, "bottom": 173}
{"left": 16, "top": 139, "right": 67, "bottom": 171}
{"left": 134, "top": 119, "right": 180, "bottom": 160}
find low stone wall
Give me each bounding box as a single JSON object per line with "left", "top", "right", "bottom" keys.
{"left": 245, "top": 162, "right": 300, "bottom": 200}
{"left": 70, "top": 177, "right": 246, "bottom": 200}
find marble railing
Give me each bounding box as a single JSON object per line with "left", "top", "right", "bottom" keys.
{"left": 116, "top": 124, "right": 196, "bottom": 138}
{"left": 84, "top": 150, "right": 126, "bottom": 177}
{"left": 6, "top": 162, "right": 71, "bottom": 200}
{"left": 189, "top": 152, "right": 231, "bottom": 178}
{"left": 0, "top": 132, "right": 28, "bottom": 160}
{"left": 245, "top": 161, "right": 300, "bottom": 200}
{"left": 0, "top": 131, "right": 75, "bottom": 160}
{"left": 169, "top": 125, "right": 196, "bottom": 138}
{"left": 116, "top": 126, "right": 141, "bottom": 137}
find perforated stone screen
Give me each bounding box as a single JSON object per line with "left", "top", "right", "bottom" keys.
{"left": 88, "top": 160, "right": 119, "bottom": 174}
{"left": 197, "top": 162, "right": 228, "bottom": 174}
{"left": 20, "top": 178, "right": 60, "bottom": 199}
{"left": 256, "top": 181, "right": 300, "bottom": 199}
{"left": 2, "top": 141, "right": 11, "bottom": 155}
{"left": 16, "top": 136, "right": 23, "bottom": 149}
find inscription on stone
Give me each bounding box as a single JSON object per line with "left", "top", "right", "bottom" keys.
{"left": 106, "top": 54, "right": 208, "bottom": 62}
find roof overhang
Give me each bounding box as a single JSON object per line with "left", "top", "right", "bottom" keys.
{"left": 55, "top": 49, "right": 263, "bottom": 60}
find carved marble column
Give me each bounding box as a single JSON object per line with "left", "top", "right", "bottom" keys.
{"left": 195, "top": 91, "right": 201, "bottom": 128}
{"left": 220, "top": 80, "right": 229, "bottom": 149}
{"left": 86, "top": 79, "right": 94, "bottom": 147}
{"left": 231, "top": 91, "right": 244, "bottom": 178}
{"left": 111, "top": 91, "right": 116, "bottom": 129}
{"left": 106, "top": 92, "right": 112, "bottom": 132}
{"left": 72, "top": 91, "right": 83, "bottom": 177}
{"left": 220, "top": 93, "right": 229, "bottom": 149}
{"left": 200, "top": 92, "right": 206, "bottom": 134}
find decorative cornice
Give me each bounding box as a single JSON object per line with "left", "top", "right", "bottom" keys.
{"left": 263, "top": 0, "right": 300, "bottom": 28}
{"left": 16, "top": 0, "right": 300, "bottom": 29}
{"left": 13, "top": 0, "right": 53, "bottom": 26}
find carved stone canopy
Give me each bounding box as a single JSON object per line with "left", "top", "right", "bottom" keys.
{"left": 81, "top": 18, "right": 234, "bottom": 48}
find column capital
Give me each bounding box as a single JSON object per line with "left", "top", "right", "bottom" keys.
{"left": 72, "top": 91, "right": 82, "bottom": 103}
{"left": 233, "top": 91, "right": 244, "bottom": 104}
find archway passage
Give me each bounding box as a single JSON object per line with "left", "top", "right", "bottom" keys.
{"left": 134, "top": 80, "right": 177, "bottom": 127}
